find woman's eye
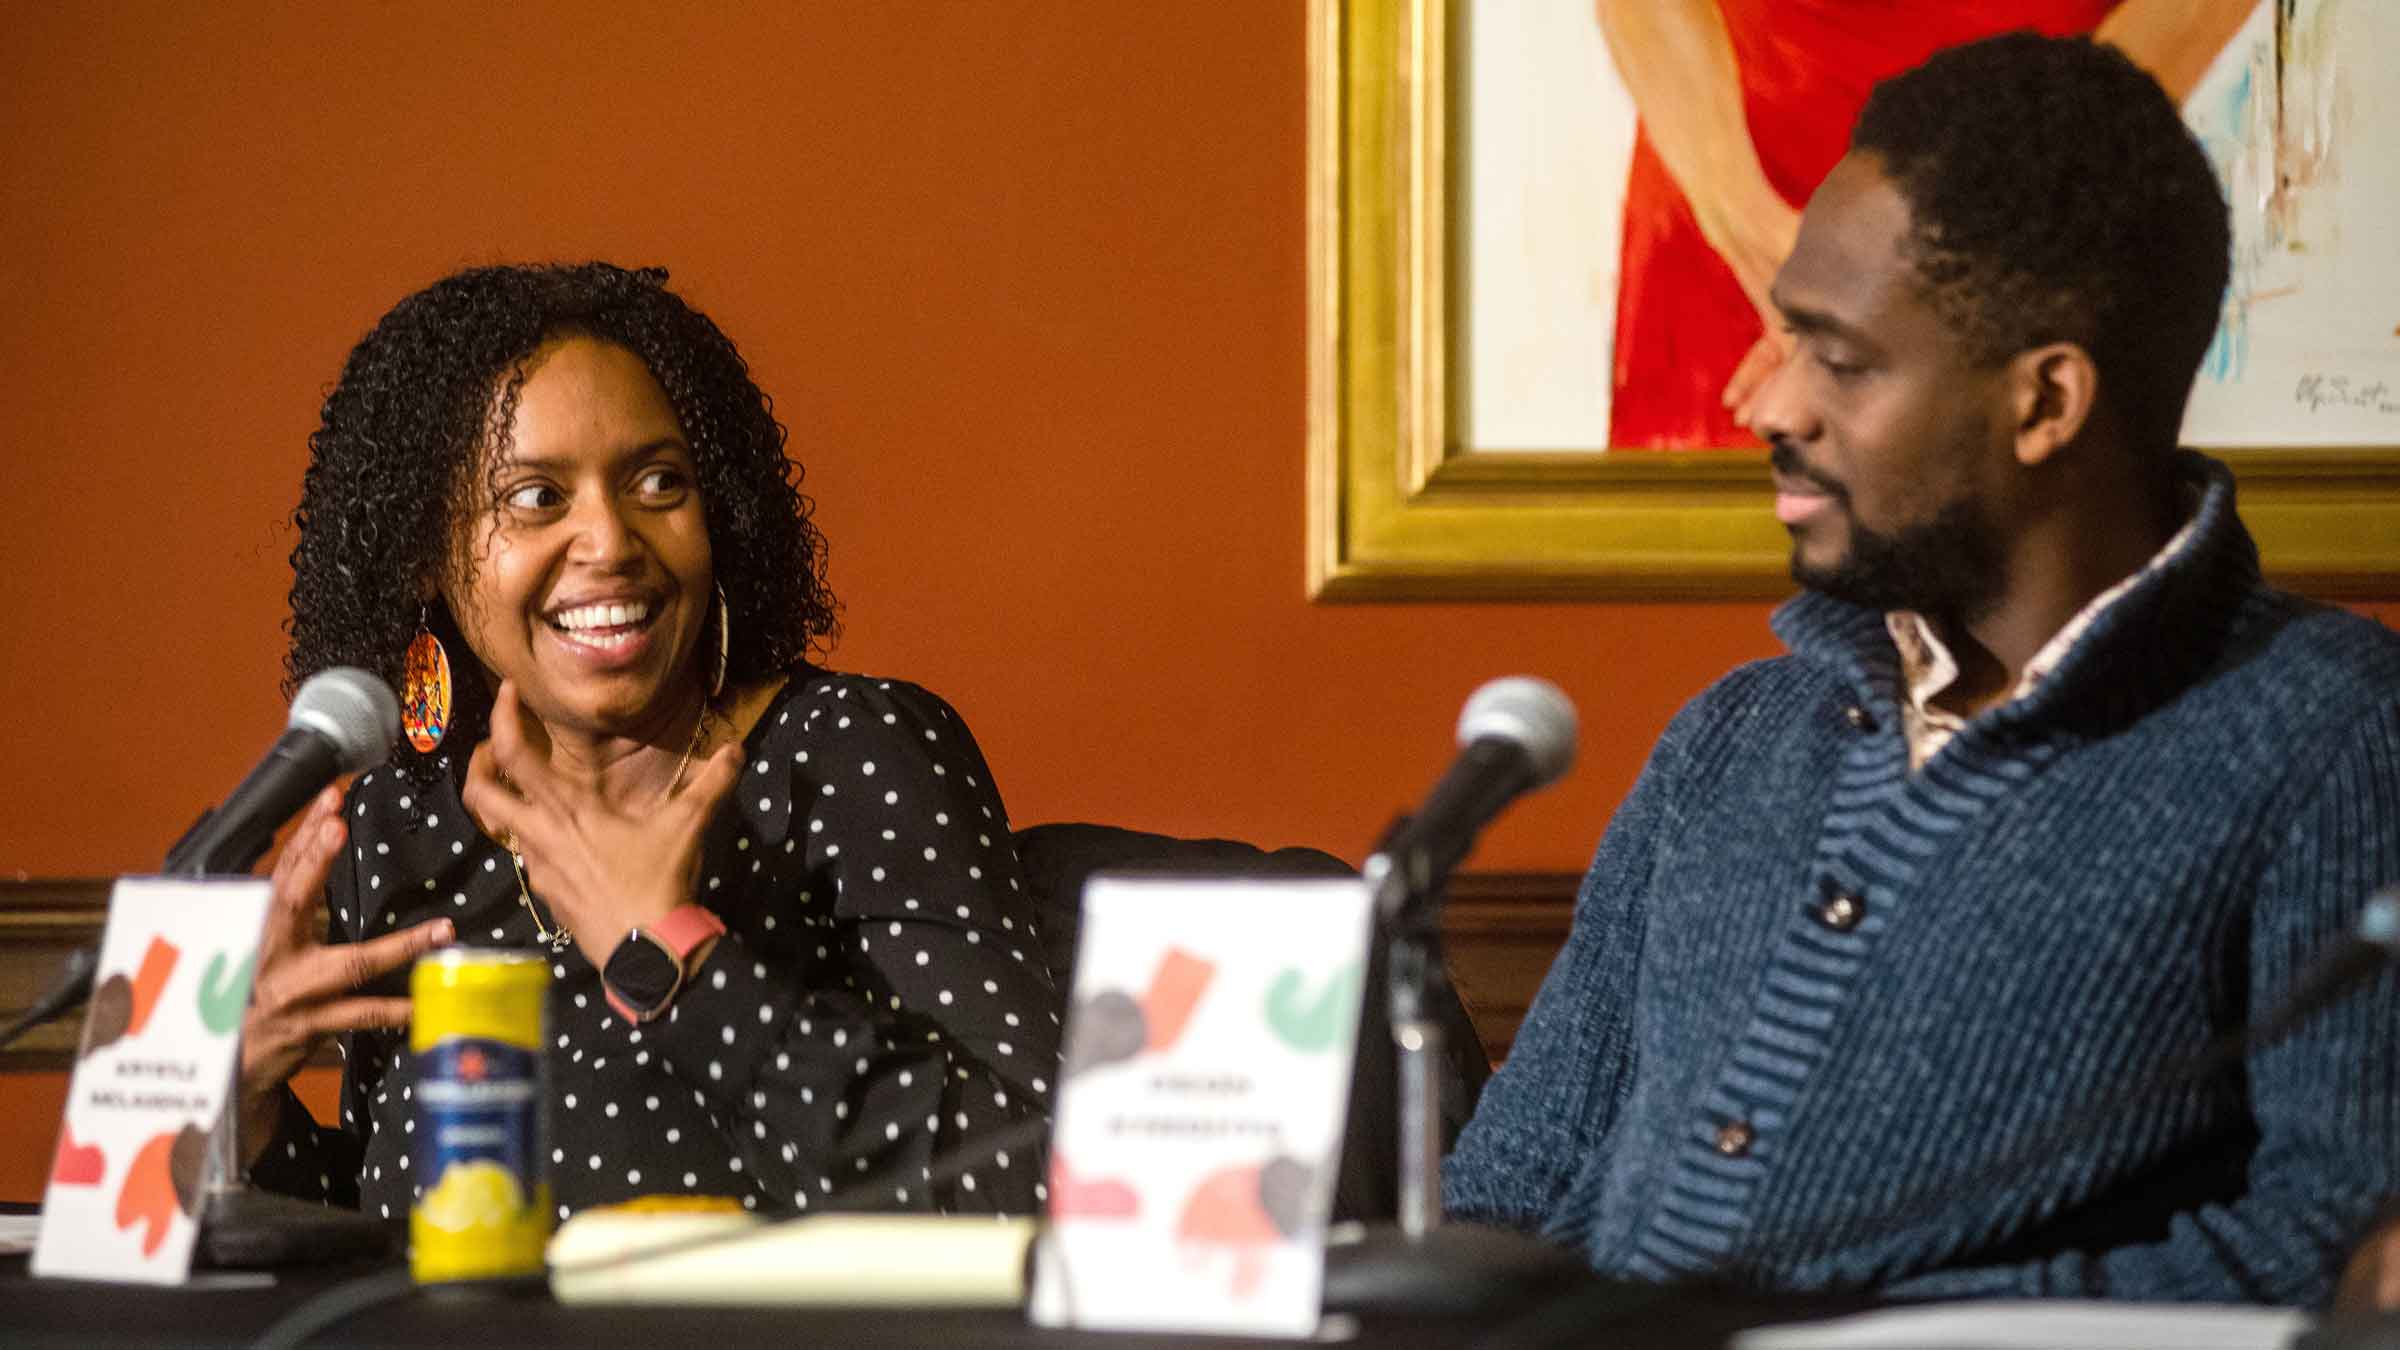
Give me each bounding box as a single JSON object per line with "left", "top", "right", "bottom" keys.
{"left": 636, "top": 467, "right": 689, "bottom": 499}
{"left": 503, "top": 483, "right": 561, "bottom": 512}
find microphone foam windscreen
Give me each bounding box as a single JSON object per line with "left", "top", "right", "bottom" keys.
{"left": 1457, "top": 676, "right": 1578, "bottom": 786}
{"left": 288, "top": 667, "right": 402, "bottom": 775}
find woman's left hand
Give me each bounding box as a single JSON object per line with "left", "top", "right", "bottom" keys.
{"left": 461, "top": 680, "right": 742, "bottom": 967}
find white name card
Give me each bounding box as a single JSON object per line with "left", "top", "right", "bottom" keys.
{"left": 33, "top": 877, "right": 271, "bottom": 1284}
{"left": 1029, "top": 874, "right": 1371, "bottom": 1337}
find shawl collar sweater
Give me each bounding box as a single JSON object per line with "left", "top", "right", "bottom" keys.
{"left": 1444, "top": 454, "right": 2400, "bottom": 1303}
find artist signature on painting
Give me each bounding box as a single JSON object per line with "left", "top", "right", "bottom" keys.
{"left": 2295, "top": 374, "right": 2400, "bottom": 415}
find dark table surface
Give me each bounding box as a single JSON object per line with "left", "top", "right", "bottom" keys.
{"left": 0, "top": 1200, "right": 1874, "bottom": 1350}
{"left": 0, "top": 1251, "right": 1865, "bottom": 1350}
{"left": 17, "top": 1208, "right": 2375, "bottom": 1350}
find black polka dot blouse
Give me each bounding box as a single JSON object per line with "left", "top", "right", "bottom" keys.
{"left": 249, "top": 674, "right": 1060, "bottom": 1223}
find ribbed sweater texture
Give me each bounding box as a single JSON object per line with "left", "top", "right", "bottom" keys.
{"left": 1444, "top": 455, "right": 2400, "bottom": 1304}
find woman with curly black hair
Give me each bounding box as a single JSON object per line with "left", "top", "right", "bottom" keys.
{"left": 241, "top": 262, "right": 1057, "bottom": 1225}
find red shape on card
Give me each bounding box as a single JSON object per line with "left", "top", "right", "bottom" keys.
{"left": 50, "top": 1129, "right": 105, "bottom": 1187}
{"left": 1141, "top": 948, "right": 1214, "bottom": 1051}
{"left": 114, "top": 1132, "right": 181, "bottom": 1258}
{"left": 1177, "top": 1164, "right": 1278, "bottom": 1244}
{"left": 1047, "top": 1155, "right": 1140, "bottom": 1219}
{"left": 126, "top": 937, "right": 180, "bottom": 1039}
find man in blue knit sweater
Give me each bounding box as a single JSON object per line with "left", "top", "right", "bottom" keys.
{"left": 1444, "top": 33, "right": 2400, "bottom": 1305}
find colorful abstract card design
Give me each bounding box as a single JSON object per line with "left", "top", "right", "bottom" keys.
{"left": 1030, "top": 875, "right": 1370, "bottom": 1337}
{"left": 33, "top": 877, "right": 271, "bottom": 1284}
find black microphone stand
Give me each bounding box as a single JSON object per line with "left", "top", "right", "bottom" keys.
{"left": 1363, "top": 820, "right": 1449, "bottom": 1237}
{"left": 1318, "top": 816, "right": 1602, "bottom": 1317}
{"left": 0, "top": 947, "right": 101, "bottom": 1056}
{"left": 165, "top": 816, "right": 395, "bottom": 1269}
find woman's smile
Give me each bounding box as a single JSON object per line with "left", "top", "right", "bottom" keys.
{"left": 545, "top": 596, "right": 663, "bottom": 663}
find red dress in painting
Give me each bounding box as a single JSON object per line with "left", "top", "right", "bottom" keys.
{"left": 1610, "top": 0, "right": 2122, "bottom": 448}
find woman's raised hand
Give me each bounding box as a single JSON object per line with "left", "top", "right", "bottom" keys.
{"left": 462, "top": 681, "right": 742, "bottom": 971}
{"left": 238, "top": 786, "right": 454, "bottom": 1166}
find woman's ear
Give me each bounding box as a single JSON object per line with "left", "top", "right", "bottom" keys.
{"left": 2008, "top": 341, "right": 2099, "bottom": 468}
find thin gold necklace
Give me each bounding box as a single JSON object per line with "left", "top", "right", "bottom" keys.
{"left": 509, "top": 701, "right": 715, "bottom": 952}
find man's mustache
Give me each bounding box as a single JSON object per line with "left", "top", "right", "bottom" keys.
{"left": 1767, "top": 438, "right": 1848, "bottom": 502}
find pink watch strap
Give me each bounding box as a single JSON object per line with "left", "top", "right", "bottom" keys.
{"left": 648, "top": 903, "right": 727, "bottom": 958}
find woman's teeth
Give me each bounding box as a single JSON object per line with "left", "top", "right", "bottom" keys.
{"left": 552, "top": 601, "right": 650, "bottom": 632}
{"left": 551, "top": 601, "right": 653, "bottom": 649}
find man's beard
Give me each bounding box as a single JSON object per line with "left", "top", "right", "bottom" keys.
{"left": 1792, "top": 497, "right": 2007, "bottom": 621}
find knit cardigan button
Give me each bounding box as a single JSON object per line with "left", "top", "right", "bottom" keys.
{"left": 1818, "top": 890, "right": 1866, "bottom": 931}
{"left": 1843, "top": 704, "right": 1875, "bottom": 731}
{"left": 1714, "top": 1120, "right": 1755, "bottom": 1158}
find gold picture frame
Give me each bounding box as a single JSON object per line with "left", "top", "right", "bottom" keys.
{"left": 1306, "top": 0, "right": 2400, "bottom": 601}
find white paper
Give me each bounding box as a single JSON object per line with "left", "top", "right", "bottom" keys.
{"left": 1030, "top": 875, "right": 1372, "bottom": 1337}
{"left": 1734, "top": 1299, "right": 2311, "bottom": 1350}
{"left": 31, "top": 877, "right": 271, "bottom": 1285}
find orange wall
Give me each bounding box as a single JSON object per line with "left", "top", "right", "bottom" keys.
{"left": 1, "top": 5, "right": 2392, "bottom": 1203}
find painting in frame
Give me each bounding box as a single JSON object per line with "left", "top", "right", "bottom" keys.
{"left": 1307, "top": 0, "right": 2400, "bottom": 601}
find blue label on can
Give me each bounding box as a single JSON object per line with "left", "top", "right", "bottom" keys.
{"left": 416, "top": 1036, "right": 542, "bottom": 1191}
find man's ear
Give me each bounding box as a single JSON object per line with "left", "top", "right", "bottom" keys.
{"left": 2008, "top": 342, "right": 2098, "bottom": 468}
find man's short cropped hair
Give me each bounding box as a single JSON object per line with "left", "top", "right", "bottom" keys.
{"left": 1852, "top": 32, "right": 2232, "bottom": 455}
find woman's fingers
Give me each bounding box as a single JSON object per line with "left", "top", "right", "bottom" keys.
{"left": 280, "top": 994, "right": 417, "bottom": 1041}
{"left": 257, "top": 917, "right": 454, "bottom": 1013}
{"left": 246, "top": 994, "right": 414, "bottom": 1064}
{"left": 676, "top": 741, "right": 744, "bottom": 822}
{"left": 268, "top": 787, "right": 344, "bottom": 899}
{"left": 335, "top": 918, "right": 456, "bottom": 998}
{"left": 241, "top": 918, "right": 446, "bottom": 1111}
{"left": 484, "top": 681, "right": 531, "bottom": 777}
{"left": 263, "top": 791, "right": 347, "bottom": 949}
{"left": 474, "top": 683, "right": 570, "bottom": 852}
{"left": 484, "top": 682, "right": 558, "bottom": 808}
{"left": 332, "top": 918, "right": 455, "bottom": 996}
{"left": 462, "top": 741, "right": 523, "bottom": 847}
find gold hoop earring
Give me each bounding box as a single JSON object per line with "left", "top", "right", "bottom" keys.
{"left": 401, "top": 607, "right": 452, "bottom": 753}
{"left": 710, "top": 584, "right": 730, "bottom": 700}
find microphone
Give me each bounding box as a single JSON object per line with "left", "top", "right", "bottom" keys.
{"left": 164, "top": 667, "right": 400, "bottom": 876}
{"left": 0, "top": 669, "right": 401, "bottom": 1055}
{"left": 1365, "top": 676, "right": 1578, "bottom": 923}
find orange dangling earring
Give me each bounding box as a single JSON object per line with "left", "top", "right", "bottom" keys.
{"left": 710, "top": 584, "right": 730, "bottom": 700}
{"left": 401, "top": 607, "right": 453, "bottom": 753}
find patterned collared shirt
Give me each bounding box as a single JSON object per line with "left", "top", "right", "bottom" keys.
{"left": 1887, "top": 498, "right": 2201, "bottom": 770}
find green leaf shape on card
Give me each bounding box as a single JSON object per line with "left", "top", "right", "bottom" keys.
{"left": 198, "top": 951, "right": 256, "bottom": 1036}
{"left": 1264, "top": 963, "right": 1361, "bottom": 1053}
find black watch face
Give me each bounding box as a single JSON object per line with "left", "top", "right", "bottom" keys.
{"left": 604, "top": 934, "right": 680, "bottom": 1013}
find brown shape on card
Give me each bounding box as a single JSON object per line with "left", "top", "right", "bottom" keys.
{"left": 1062, "top": 990, "right": 1147, "bottom": 1078}
{"left": 170, "top": 1120, "right": 210, "bottom": 1217}
{"left": 81, "top": 973, "right": 134, "bottom": 1058}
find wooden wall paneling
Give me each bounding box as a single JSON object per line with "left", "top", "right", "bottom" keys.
{"left": 0, "top": 880, "right": 111, "bottom": 1070}
{"left": 0, "top": 876, "right": 1577, "bottom": 1073}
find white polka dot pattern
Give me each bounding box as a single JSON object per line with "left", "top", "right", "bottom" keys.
{"left": 247, "top": 675, "right": 1058, "bottom": 1221}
